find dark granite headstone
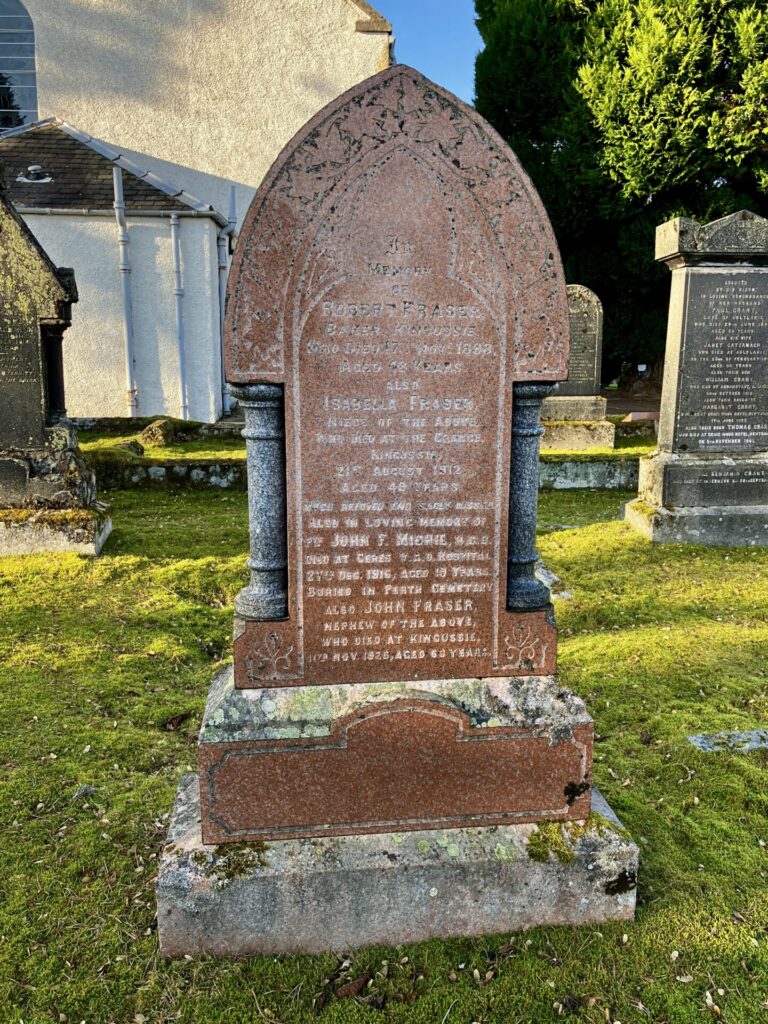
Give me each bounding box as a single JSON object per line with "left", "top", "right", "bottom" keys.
{"left": 626, "top": 210, "right": 768, "bottom": 546}
{"left": 659, "top": 269, "right": 768, "bottom": 456}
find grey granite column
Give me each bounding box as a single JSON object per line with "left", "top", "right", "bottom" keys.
{"left": 230, "top": 384, "right": 288, "bottom": 620}
{"left": 507, "top": 382, "right": 557, "bottom": 611}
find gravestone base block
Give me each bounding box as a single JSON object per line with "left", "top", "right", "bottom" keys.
{"left": 157, "top": 774, "right": 638, "bottom": 957}
{"left": 637, "top": 451, "right": 768, "bottom": 509}
{"left": 541, "top": 398, "right": 615, "bottom": 451}
{"left": 0, "top": 504, "right": 112, "bottom": 556}
{"left": 198, "top": 667, "right": 593, "bottom": 844}
{"left": 541, "top": 396, "right": 607, "bottom": 422}
{"left": 541, "top": 420, "right": 616, "bottom": 452}
{"left": 624, "top": 497, "right": 768, "bottom": 547}
{"left": 625, "top": 451, "right": 768, "bottom": 546}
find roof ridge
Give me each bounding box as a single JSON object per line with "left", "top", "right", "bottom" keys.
{"left": 0, "top": 116, "right": 62, "bottom": 138}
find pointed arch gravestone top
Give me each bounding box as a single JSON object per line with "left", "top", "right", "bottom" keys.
{"left": 225, "top": 64, "right": 569, "bottom": 687}
{"left": 157, "top": 66, "right": 637, "bottom": 957}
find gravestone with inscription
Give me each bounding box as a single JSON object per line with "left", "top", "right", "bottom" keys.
{"left": 541, "top": 285, "right": 615, "bottom": 451}
{"left": 626, "top": 210, "right": 768, "bottom": 546}
{"left": 0, "top": 192, "right": 111, "bottom": 555}
{"left": 157, "top": 66, "right": 638, "bottom": 957}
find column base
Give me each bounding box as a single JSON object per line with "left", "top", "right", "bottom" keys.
{"left": 157, "top": 774, "right": 638, "bottom": 957}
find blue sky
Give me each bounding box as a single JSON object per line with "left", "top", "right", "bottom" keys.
{"left": 373, "top": 0, "right": 482, "bottom": 104}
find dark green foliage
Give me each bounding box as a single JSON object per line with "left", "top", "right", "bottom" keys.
{"left": 474, "top": 0, "right": 768, "bottom": 376}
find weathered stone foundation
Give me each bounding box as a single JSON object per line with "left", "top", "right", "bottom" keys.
{"left": 624, "top": 496, "right": 768, "bottom": 547}
{"left": 157, "top": 775, "right": 638, "bottom": 957}
{"left": 541, "top": 397, "right": 616, "bottom": 453}
{"left": 0, "top": 503, "right": 112, "bottom": 556}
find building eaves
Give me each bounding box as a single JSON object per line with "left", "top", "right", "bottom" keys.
{"left": 0, "top": 119, "right": 227, "bottom": 225}
{"left": 349, "top": 0, "right": 392, "bottom": 33}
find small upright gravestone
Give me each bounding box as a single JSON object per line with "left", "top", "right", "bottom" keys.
{"left": 156, "top": 66, "right": 637, "bottom": 957}
{"left": 0, "top": 192, "right": 110, "bottom": 555}
{"left": 540, "top": 285, "right": 616, "bottom": 451}
{"left": 626, "top": 210, "right": 768, "bottom": 546}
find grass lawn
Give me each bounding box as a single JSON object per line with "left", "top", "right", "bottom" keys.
{"left": 1, "top": 489, "right": 767, "bottom": 1023}
{"left": 78, "top": 433, "right": 247, "bottom": 462}
{"left": 77, "top": 431, "right": 654, "bottom": 466}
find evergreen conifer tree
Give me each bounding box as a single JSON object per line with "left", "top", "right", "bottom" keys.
{"left": 475, "top": 0, "right": 768, "bottom": 374}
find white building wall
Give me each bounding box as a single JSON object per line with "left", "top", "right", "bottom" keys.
{"left": 26, "top": 0, "right": 391, "bottom": 224}
{"left": 23, "top": 213, "right": 223, "bottom": 422}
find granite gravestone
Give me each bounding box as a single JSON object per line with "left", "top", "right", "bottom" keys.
{"left": 157, "top": 66, "right": 638, "bottom": 957}
{"left": 626, "top": 210, "right": 768, "bottom": 546}
{"left": 541, "top": 285, "right": 615, "bottom": 450}
{"left": 0, "top": 192, "right": 111, "bottom": 555}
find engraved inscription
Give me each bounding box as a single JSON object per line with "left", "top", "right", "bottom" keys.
{"left": 228, "top": 66, "right": 571, "bottom": 687}
{"left": 676, "top": 271, "right": 768, "bottom": 453}
{"left": 226, "top": 66, "right": 569, "bottom": 384}
{"left": 292, "top": 145, "right": 509, "bottom": 682}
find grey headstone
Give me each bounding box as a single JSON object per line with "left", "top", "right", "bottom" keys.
{"left": 656, "top": 212, "right": 768, "bottom": 456}
{"left": 557, "top": 285, "right": 603, "bottom": 396}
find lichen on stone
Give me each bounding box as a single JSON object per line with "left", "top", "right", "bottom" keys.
{"left": 526, "top": 813, "right": 625, "bottom": 864}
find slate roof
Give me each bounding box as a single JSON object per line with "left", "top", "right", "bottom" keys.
{"left": 0, "top": 120, "right": 226, "bottom": 224}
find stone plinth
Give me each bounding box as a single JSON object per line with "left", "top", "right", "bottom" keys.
{"left": 157, "top": 775, "right": 638, "bottom": 957}
{"left": 624, "top": 496, "right": 768, "bottom": 547}
{"left": 541, "top": 395, "right": 607, "bottom": 422}
{"left": 540, "top": 407, "right": 616, "bottom": 453}
{"left": 199, "top": 667, "right": 592, "bottom": 843}
{"left": 0, "top": 504, "right": 112, "bottom": 556}
{"left": 626, "top": 210, "right": 768, "bottom": 547}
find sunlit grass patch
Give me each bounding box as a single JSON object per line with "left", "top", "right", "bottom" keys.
{"left": 1, "top": 489, "right": 767, "bottom": 1023}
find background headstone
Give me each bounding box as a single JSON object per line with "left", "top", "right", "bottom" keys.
{"left": 157, "top": 65, "right": 638, "bottom": 956}
{"left": 0, "top": 192, "right": 110, "bottom": 554}
{"left": 558, "top": 285, "right": 603, "bottom": 396}
{"left": 626, "top": 210, "right": 768, "bottom": 546}
{"left": 540, "top": 285, "right": 615, "bottom": 451}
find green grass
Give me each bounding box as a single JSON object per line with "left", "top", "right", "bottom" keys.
{"left": 77, "top": 430, "right": 652, "bottom": 467}
{"left": 2, "top": 489, "right": 768, "bottom": 1023}
{"left": 79, "top": 432, "right": 246, "bottom": 462}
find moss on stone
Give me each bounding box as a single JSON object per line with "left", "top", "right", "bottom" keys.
{"left": 628, "top": 499, "right": 658, "bottom": 520}
{"left": 210, "top": 841, "right": 270, "bottom": 881}
{"left": 526, "top": 821, "right": 576, "bottom": 864}
{"left": 527, "top": 812, "right": 626, "bottom": 864}
{"left": 0, "top": 507, "right": 101, "bottom": 528}
{"left": 541, "top": 451, "right": 639, "bottom": 463}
